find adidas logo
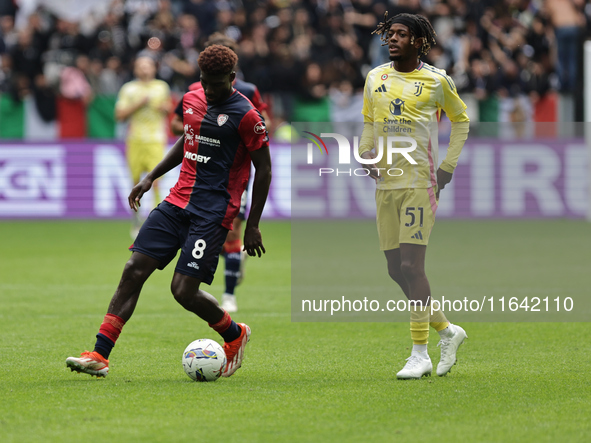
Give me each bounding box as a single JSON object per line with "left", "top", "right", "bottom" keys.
{"left": 375, "top": 84, "right": 387, "bottom": 93}
{"left": 185, "top": 108, "right": 194, "bottom": 114}
{"left": 410, "top": 231, "right": 424, "bottom": 240}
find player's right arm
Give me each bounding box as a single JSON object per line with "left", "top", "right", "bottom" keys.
{"left": 170, "top": 97, "right": 185, "bottom": 135}
{"left": 128, "top": 136, "right": 185, "bottom": 211}
{"left": 359, "top": 70, "right": 379, "bottom": 181}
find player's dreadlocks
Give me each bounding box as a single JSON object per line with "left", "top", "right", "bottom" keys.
{"left": 198, "top": 45, "right": 238, "bottom": 76}
{"left": 372, "top": 12, "right": 437, "bottom": 56}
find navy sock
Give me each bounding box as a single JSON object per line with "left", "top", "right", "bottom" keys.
{"left": 219, "top": 321, "right": 242, "bottom": 343}
{"left": 224, "top": 252, "right": 241, "bottom": 295}
{"left": 94, "top": 333, "right": 115, "bottom": 359}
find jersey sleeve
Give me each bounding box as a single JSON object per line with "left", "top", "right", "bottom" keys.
{"left": 437, "top": 73, "right": 469, "bottom": 173}
{"left": 174, "top": 96, "right": 184, "bottom": 117}
{"left": 436, "top": 72, "right": 467, "bottom": 119}
{"left": 361, "top": 72, "right": 375, "bottom": 122}
{"left": 250, "top": 86, "right": 268, "bottom": 114}
{"left": 238, "top": 108, "right": 269, "bottom": 152}
{"left": 188, "top": 81, "right": 202, "bottom": 91}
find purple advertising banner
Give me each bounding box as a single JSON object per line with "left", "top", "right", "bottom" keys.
{"left": 0, "top": 141, "right": 290, "bottom": 219}
{"left": 289, "top": 138, "right": 589, "bottom": 219}
{"left": 0, "top": 139, "right": 588, "bottom": 219}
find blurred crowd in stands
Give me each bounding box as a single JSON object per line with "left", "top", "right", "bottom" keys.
{"left": 1, "top": 0, "right": 591, "bottom": 129}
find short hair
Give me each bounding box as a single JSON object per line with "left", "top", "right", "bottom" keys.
{"left": 205, "top": 32, "right": 239, "bottom": 53}
{"left": 372, "top": 12, "right": 437, "bottom": 56}
{"left": 198, "top": 44, "right": 238, "bottom": 75}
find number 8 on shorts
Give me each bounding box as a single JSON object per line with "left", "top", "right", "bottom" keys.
{"left": 192, "top": 239, "right": 207, "bottom": 259}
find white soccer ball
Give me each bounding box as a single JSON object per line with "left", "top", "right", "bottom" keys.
{"left": 182, "top": 339, "right": 227, "bottom": 382}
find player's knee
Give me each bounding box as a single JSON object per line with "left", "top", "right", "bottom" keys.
{"left": 171, "top": 277, "right": 202, "bottom": 309}
{"left": 171, "top": 280, "right": 189, "bottom": 306}
{"left": 399, "top": 261, "right": 424, "bottom": 281}
{"left": 387, "top": 264, "right": 405, "bottom": 283}
{"left": 122, "top": 258, "right": 152, "bottom": 284}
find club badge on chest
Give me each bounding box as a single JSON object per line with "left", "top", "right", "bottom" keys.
{"left": 217, "top": 114, "right": 229, "bottom": 126}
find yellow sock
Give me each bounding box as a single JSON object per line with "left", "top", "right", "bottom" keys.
{"left": 410, "top": 305, "right": 429, "bottom": 345}
{"left": 429, "top": 304, "right": 450, "bottom": 332}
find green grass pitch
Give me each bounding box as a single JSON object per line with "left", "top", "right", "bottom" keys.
{"left": 1, "top": 219, "right": 590, "bottom": 442}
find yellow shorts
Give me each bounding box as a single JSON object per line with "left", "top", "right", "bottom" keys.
{"left": 376, "top": 188, "right": 438, "bottom": 251}
{"left": 127, "top": 140, "right": 165, "bottom": 183}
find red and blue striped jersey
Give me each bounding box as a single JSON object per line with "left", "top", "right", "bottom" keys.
{"left": 165, "top": 88, "right": 268, "bottom": 229}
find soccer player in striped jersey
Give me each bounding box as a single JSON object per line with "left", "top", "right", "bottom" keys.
{"left": 171, "top": 33, "right": 272, "bottom": 314}
{"left": 359, "top": 13, "right": 469, "bottom": 379}
{"left": 66, "top": 45, "right": 271, "bottom": 379}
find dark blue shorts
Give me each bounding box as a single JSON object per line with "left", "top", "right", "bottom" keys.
{"left": 131, "top": 201, "right": 229, "bottom": 285}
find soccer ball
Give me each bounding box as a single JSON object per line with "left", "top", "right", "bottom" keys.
{"left": 182, "top": 339, "right": 227, "bottom": 382}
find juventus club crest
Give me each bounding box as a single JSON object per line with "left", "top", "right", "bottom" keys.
{"left": 414, "top": 81, "right": 425, "bottom": 96}
{"left": 217, "top": 114, "right": 229, "bottom": 126}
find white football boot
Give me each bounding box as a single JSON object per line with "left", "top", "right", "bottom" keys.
{"left": 436, "top": 324, "right": 467, "bottom": 376}
{"left": 396, "top": 352, "right": 432, "bottom": 379}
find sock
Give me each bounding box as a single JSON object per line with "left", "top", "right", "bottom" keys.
{"left": 438, "top": 324, "right": 455, "bottom": 339}
{"left": 209, "top": 311, "right": 241, "bottom": 343}
{"left": 94, "top": 313, "right": 126, "bottom": 359}
{"left": 410, "top": 304, "right": 429, "bottom": 346}
{"left": 224, "top": 251, "right": 241, "bottom": 295}
{"left": 429, "top": 304, "right": 450, "bottom": 333}
{"left": 412, "top": 344, "right": 428, "bottom": 355}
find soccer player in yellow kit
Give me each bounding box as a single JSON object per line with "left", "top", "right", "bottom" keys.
{"left": 359, "top": 13, "right": 470, "bottom": 379}
{"left": 116, "top": 56, "right": 171, "bottom": 237}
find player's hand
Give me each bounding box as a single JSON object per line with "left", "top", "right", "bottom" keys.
{"left": 360, "top": 151, "right": 380, "bottom": 182}
{"left": 436, "top": 168, "right": 453, "bottom": 199}
{"left": 243, "top": 226, "right": 266, "bottom": 257}
{"left": 128, "top": 178, "right": 153, "bottom": 212}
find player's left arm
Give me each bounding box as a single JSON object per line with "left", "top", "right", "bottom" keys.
{"left": 239, "top": 109, "right": 272, "bottom": 257}
{"left": 437, "top": 75, "right": 470, "bottom": 195}
{"left": 170, "top": 96, "right": 185, "bottom": 135}
{"left": 245, "top": 145, "right": 272, "bottom": 257}
{"left": 359, "top": 71, "right": 380, "bottom": 181}
{"left": 251, "top": 86, "right": 273, "bottom": 133}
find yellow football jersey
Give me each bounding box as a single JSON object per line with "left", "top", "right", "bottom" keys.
{"left": 360, "top": 61, "right": 468, "bottom": 189}
{"left": 116, "top": 79, "right": 171, "bottom": 144}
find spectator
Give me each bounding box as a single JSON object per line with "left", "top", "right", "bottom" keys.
{"left": 0, "top": 0, "right": 581, "bottom": 127}
{"left": 545, "top": 0, "right": 585, "bottom": 92}
{"left": 60, "top": 54, "right": 93, "bottom": 105}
